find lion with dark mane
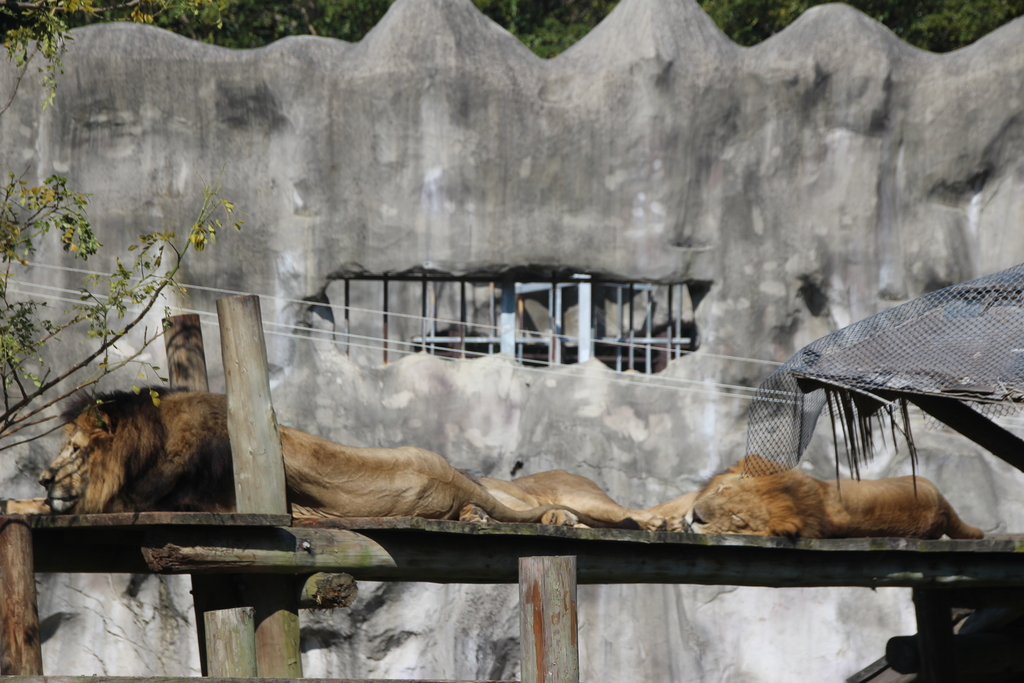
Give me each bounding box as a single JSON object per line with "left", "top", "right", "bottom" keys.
{"left": 685, "top": 455, "right": 984, "bottom": 539}
{"left": 37, "top": 387, "right": 658, "bottom": 528}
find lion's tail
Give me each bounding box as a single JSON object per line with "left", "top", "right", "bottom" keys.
{"left": 945, "top": 511, "right": 984, "bottom": 539}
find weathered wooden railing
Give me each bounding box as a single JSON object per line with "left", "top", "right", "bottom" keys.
{"left": 3, "top": 304, "right": 1024, "bottom": 683}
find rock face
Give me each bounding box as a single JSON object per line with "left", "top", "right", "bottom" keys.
{"left": 3, "top": 0, "right": 1024, "bottom": 680}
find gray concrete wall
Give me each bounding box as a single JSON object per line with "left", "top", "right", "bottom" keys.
{"left": 3, "top": 0, "right": 1024, "bottom": 680}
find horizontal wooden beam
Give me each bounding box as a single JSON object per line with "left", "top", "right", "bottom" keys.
{"left": 1, "top": 678, "right": 514, "bottom": 683}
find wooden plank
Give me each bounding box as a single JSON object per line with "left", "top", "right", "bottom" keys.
{"left": 216, "top": 294, "right": 299, "bottom": 677}
{"left": 913, "top": 589, "right": 955, "bottom": 683}
{"left": 204, "top": 607, "right": 257, "bottom": 677}
{"left": 519, "top": 556, "right": 579, "bottom": 683}
{"left": 25, "top": 512, "right": 291, "bottom": 529}
{"left": 293, "top": 516, "right": 1024, "bottom": 553}
{"left": 0, "top": 516, "right": 42, "bottom": 674}
{"left": 141, "top": 527, "right": 395, "bottom": 574}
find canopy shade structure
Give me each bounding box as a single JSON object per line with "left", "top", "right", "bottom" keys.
{"left": 744, "top": 264, "right": 1024, "bottom": 476}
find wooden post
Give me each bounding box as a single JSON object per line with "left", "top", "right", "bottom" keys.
{"left": 204, "top": 607, "right": 257, "bottom": 677}
{"left": 165, "top": 313, "right": 229, "bottom": 676}
{"left": 163, "top": 313, "right": 210, "bottom": 392}
{"left": 519, "top": 556, "right": 579, "bottom": 683}
{"left": 913, "top": 588, "right": 955, "bottom": 683}
{"left": 0, "top": 516, "right": 42, "bottom": 674}
{"left": 216, "top": 295, "right": 300, "bottom": 678}
{"left": 216, "top": 295, "right": 288, "bottom": 514}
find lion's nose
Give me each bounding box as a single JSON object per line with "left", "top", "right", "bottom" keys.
{"left": 690, "top": 508, "right": 705, "bottom": 526}
{"left": 39, "top": 470, "right": 53, "bottom": 489}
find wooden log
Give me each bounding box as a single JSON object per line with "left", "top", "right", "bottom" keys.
{"left": 519, "top": 556, "right": 579, "bottom": 683}
{"left": 887, "top": 632, "right": 1024, "bottom": 674}
{"left": 141, "top": 527, "right": 396, "bottom": 573}
{"left": 215, "top": 294, "right": 288, "bottom": 514}
{"left": 216, "top": 294, "right": 299, "bottom": 677}
{"left": 913, "top": 588, "right": 955, "bottom": 683}
{"left": 204, "top": 607, "right": 257, "bottom": 677}
{"left": 0, "top": 517, "right": 42, "bottom": 674}
{"left": 163, "top": 313, "right": 210, "bottom": 392}
{"left": 298, "top": 573, "right": 357, "bottom": 609}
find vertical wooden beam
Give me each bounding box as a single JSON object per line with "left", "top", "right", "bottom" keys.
{"left": 519, "top": 556, "right": 579, "bottom": 683}
{"left": 216, "top": 295, "right": 288, "bottom": 514}
{"left": 163, "top": 314, "right": 223, "bottom": 677}
{"left": 0, "top": 516, "right": 42, "bottom": 675}
{"left": 913, "top": 588, "right": 955, "bottom": 683}
{"left": 163, "top": 313, "right": 209, "bottom": 392}
{"left": 204, "top": 607, "right": 257, "bottom": 678}
{"left": 215, "top": 294, "right": 301, "bottom": 678}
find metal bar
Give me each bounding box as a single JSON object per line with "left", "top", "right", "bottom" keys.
{"left": 645, "top": 288, "right": 653, "bottom": 374}
{"left": 421, "top": 276, "right": 428, "bottom": 354}
{"left": 382, "top": 276, "right": 389, "bottom": 365}
{"left": 489, "top": 282, "right": 496, "bottom": 355}
{"left": 666, "top": 284, "right": 673, "bottom": 364}
{"left": 344, "top": 279, "right": 350, "bottom": 359}
{"left": 578, "top": 277, "right": 592, "bottom": 363}
{"left": 500, "top": 283, "right": 516, "bottom": 356}
{"left": 459, "top": 280, "right": 466, "bottom": 359}
{"left": 616, "top": 287, "right": 623, "bottom": 372}
{"left": 549, "top": 275, "right": 556, "bottom": 365}
{"left": 628, "top": 283, "right": 635, "bottom": 371}
{"left": 429, "top": 280, "right": 437, "bottom": 356}
{"left": 555, "top": 283, "right": 562, "bottom": 365}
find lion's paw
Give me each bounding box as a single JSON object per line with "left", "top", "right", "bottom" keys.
{"left": 459, "top": 503, "right": 494, "bottom": 525}
{"left": 642, "top": 514, "right": 668, "bottom": 532}
{"left": 665, "top": 515, "right": 691, "bottom": 533}
{"left": 541, "top": 509, "right": 580, "bottom": 526}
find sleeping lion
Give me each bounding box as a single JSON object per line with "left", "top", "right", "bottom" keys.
{"left": 686, "top": 455, "right": 984, "bottom": 539}
{"left": 34, "top": 388, "right": 653, "bottom": 529}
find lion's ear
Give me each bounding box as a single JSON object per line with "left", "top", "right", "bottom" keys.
{"left": 81, "top": 408, "right": 113, "bottom": 435}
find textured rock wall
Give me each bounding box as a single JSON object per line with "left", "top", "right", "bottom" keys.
{"left": 3, "top": 0, "right": 1024, "bottom": 680}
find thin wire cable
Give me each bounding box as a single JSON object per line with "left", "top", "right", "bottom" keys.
{"left": 8, "top": 282, "right": 791, "bottom": 401}
{"left": 176, "top": 305, "right": 775, "bottom": 398}
{"left": 19, "top": 262, "right": 785, "bottom": 367}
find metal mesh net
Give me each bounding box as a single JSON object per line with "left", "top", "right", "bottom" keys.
{"left": 743, "top": 263, "right": 1024, "bottom": 477}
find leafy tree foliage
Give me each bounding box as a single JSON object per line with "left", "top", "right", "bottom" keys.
{"left": 701, "top": 0, "right": 1024, "bottom": 52}
{"left": 1, "top": 0, "right": 241, "bottom": 448}
{"left": 50, "top": 0, "right": 1023, "bottom": 55}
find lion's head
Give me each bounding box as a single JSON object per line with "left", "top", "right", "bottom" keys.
{"left": 40, "top": 389, "right": 234, "bottom": 514}
{"left": 685, "top": 456, "right": 830, "bottom": 538}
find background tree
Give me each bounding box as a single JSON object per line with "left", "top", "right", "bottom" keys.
{"left": 56, "top": 0, "right": 1024, "bottom": 56}
{"left": 1, "top": 0, "right": 240, "bottom": 449}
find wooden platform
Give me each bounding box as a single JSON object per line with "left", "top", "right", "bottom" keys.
{"left": 22, "top": 512, "right": 1024, "bottom": 589}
